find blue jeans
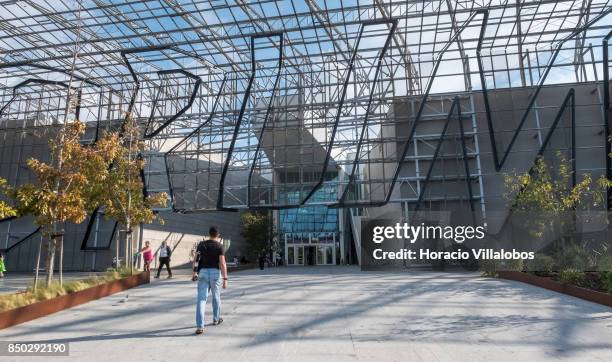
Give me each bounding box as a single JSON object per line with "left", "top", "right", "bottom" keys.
{"left": 196, "top": 268, "right": 222, "bottom": 328}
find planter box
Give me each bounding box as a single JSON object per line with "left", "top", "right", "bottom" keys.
{"left": 498, "top": 270, "right": 612, "bottom": 307}
{"left": 0, "top": 271, "right": 150, "bottom": 330}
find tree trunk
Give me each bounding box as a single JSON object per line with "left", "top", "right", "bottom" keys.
{"left": 128, "top": 229, "right": 133, "bottom": 275}
{"left": 124, "top": 229, "right": 129, "bottom": 269}
{"left": 58, "top": 235, "right": 63, "bottom": 285}
{"left": 115, "top": 228, "right": 120, "bottom": 269}
{"left": 33, "top": 236, "right": 43, "bottom": 292}
{"left": 45, "top": 238, "right": 56, "bottom": 287}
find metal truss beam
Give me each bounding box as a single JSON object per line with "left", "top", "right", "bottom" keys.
{"left": 384, "top": 10, "right": 484, "bottom": 205}
{"left": 412, "top": 97, "right": 475, "bottom": 226}
{"left": 487, "top": 87, "right": 577, "bottom": 238}
{"left": 3, "top": 227, "right": 40, "bottom": 253}
{"left": 604, "top": 30, "right": 612, "bottom": 211}
{"left": 80, "top": 210, "right": 118, "bottom": 251}
{"left": 144, "top": 69, "right": 201, "bottom": 139}
{"left": 218, "top": 33, "right": 282, "bottom": 210}
{"left": 333, "top": 19, "right": 397, "bottom": 207}
{"left": 164, "top": 76, "right": 227, "bottom": 213}
{"left": 477, "top": 6, "right": 612, "bottom": 171}
{"left": 247, "top": 35, "right": 284, "bottom": 209}
{"left": 300, "top": 21, "right": 369, "bottom": 206}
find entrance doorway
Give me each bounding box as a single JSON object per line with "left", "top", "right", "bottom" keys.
{"left": 285, "top": 244, "right": 336, "bottom": 266}
{"left": 306, "top": 246, "right": 316, "bottom": 265}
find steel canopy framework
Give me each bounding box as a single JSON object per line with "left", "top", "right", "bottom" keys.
{"left": 0, "top": 0, "right": 611, "bottom": 214}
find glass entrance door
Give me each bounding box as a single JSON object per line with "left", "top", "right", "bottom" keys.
{"left": 316, "top": 245, "right": 335, "bottom": 265}
{"left": 286, "top": 243, "right": 335, "bottom": 265}
{"left": 287, "top": 245, "right": 304, "bottom": 265}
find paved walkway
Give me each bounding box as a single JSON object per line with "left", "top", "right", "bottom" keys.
{"left": 1, "top": 266, "right": 611, "bottom": 361}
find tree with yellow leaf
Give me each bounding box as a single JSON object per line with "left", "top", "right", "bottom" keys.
{"left": 11, "top": 121, "right": 118, "bottom": 287}
{"left": 99, "top": 116, "right": 167, "bottom": 273}
{"left": 0, "top": 178, "right": 17, "bottom": 219}
{"left": 504, "top": 151, "right": 609, "bottom": 245}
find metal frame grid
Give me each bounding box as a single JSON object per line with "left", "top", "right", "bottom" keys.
{"left": 0, "top": 0, "right": 610, "bottom": 220}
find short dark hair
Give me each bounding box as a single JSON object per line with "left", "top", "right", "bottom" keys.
{"left": 209, "top": 226, "right": 219, "bottom": 237}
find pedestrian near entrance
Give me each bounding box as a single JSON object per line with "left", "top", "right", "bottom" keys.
{"left": 0, "top": 252, "right": 6, "bottom": 278}
{"left": 155, "top": 241, "right": 173, "bottom": 279}
{"left": 139, "top": 241, "right": 154, "bottom": 272}
{"left": 192, "top": 226, "right": 228, "bottom": 335}
{"left": 258, "top": 251, "right": 265, "bottom": 270}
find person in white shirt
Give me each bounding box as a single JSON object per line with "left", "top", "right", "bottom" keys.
{"left": 155, "top": 241, "right": 173, "bottom": 279}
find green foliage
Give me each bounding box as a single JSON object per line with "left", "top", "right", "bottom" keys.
{"left": 601, "top": 272, "right": 612, "bottom": 293}
{"left": 553, "top": 245, "right": 591, "bottom": 271}
{"left": 557, "top": 268, "right": 587, "bottom": 287}
{"left": 525, "top": 254, "right": 555, "bottom": 273}
{"left": 0, "top": 178, "right": 16, "bottom": 218}
{"left": 98, "top": 116, "right": 167, "bottom": 228}
{"left": 104, "top": 266, "right": 133, "bottom": 280}
{"left": 479, "top": 258, "right": 523, "bottom": 276}
{"left": 0, "top": 269, "right": 139, "bottom": 312}
{"left": 504, "top": 153, "right": 603, "bottom": 213}
{"left": 505, "top": 258, "right": 524, "bottom": 272}
{"left": 597, "top": 254, "right": 612, "bottom": 271}
{"left": 240, "top": 211, "right": 274, "bottom": 255}
{"left": 63, "top": 280, "right": 92, "bottom": 293}
{"left": 10, "top": 121, "right": 113, "bottom": 231}
{"left": 3, "top": 120, "right": 122, "bottom": 287}
{"left": 479, "top": 259, "right": 500, "bottom": 277}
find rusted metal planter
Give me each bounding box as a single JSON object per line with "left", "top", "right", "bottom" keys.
{"left": 0, "top": 271, "right": 150, "bottom": 330}
{"left": 498, "top": 270, "right": 612, "bottom": 307}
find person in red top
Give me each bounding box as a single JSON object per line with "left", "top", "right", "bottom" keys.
{"left": 140, "top": 241, "right": 154, "bottom": 272}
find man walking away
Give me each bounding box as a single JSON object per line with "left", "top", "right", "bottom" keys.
{"left": 155, "top": 241, "right": 173, "bottom": 279}
{"left": 193, "top": 226, "right": 228, "bottom": 335}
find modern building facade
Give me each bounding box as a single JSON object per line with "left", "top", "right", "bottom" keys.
{"left": 0, "top": 1, "right": 610, "bottom": 270}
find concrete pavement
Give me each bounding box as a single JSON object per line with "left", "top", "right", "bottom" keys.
{"left": 0, "top": 266, "right": 611, "bottom": 361}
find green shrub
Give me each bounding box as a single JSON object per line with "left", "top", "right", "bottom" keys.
{"left": 1, "top": 267, "right": 136, "bottom": 312}
{"left": 503, "top": 258, "right": 524, "bottom": 272}
{"left": 479, "top": 259, "right": 501, "bottom": 276}
{"left": 601, "top": 271, "right": 612, "bottom": 293}
{"left": 64, "top": 280, "right": 91, "bottom": 293}
{"left": 597, "top": 254, "right": 612, "bottom": 271}
{"left": 553, "top": 245, "right": 591, "bottom": 271}
{"left": 0, "top": 292, "right": 37, "bottom": 312}
{"left": 104, "top": 266, "right": 134, "bottom": 281}
{"left": 526, "top": 254, "right": 554, "bottom": 273}
{"left": 557, "top": 268, "right": 587, "bottom": 287}
{"left": 480, "top": 258, "right": 524, "bottom": 276}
